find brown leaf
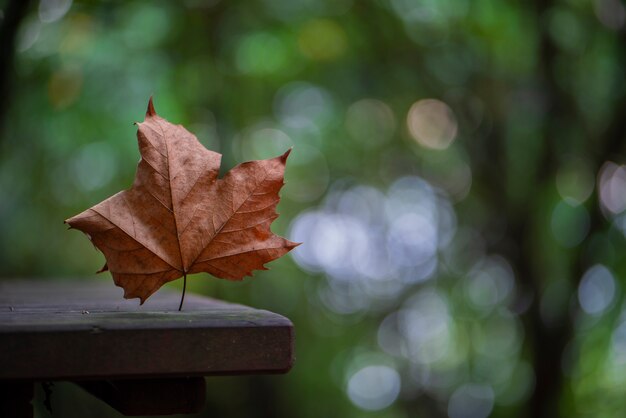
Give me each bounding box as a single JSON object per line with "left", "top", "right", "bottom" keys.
{"left": 66, "top": 98, "right": 298, "bottom": 303}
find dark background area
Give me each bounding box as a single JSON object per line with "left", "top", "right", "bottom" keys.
{"left": 1, "top": 0, "right": 626, "bottom": 417}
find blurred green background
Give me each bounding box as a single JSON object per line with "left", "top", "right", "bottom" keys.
{"left": 1, "top": 0, "right": 626, "bottom": 417}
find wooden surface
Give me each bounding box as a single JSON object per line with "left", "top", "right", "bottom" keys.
{"left": 0, "top": 279, "right": 294, "bottom": 380}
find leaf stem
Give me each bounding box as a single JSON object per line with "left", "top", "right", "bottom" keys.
{"left": 178, "top": 273, "right": 187, "bottom": 311}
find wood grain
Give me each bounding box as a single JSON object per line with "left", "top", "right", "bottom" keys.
{"left": 0, "top": 279, "right": 294, "bottom": 380}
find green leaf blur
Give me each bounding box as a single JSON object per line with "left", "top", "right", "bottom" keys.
{"left": 1, "top": 0, "right": 626, "bottom": 417}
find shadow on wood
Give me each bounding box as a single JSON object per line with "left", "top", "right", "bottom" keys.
{"left": 0, "top": 279, "right": 295, "bottom": 416}
{"left": 0, "top": 381, "right": 34, "bottom": 418}
{"left": 77, "top": 377, "right": 206, "bottom": 416}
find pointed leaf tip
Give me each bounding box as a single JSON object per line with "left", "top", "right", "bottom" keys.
{"left": 146, "top": 96, "right": 156, "bottom": 117}
{"left": 280, "top": 147, "right": 292, "bottom": 161}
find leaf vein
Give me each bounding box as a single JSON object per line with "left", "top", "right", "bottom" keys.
{"left": 196, "top": 245, "right": 286, "bottom": 263}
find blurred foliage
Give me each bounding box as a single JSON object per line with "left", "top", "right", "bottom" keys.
{"left": 1, "top": 0, "right": 626, "bottom": 417}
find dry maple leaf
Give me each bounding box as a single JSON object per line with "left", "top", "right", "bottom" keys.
{"left": 66, "top": 98, "right": 298, "bottom": 305}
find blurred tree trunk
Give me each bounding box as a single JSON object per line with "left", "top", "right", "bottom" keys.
{"left": 529, "top": 3, "right": 626, "bottom": 417}
{"left": 514, "top": 1, "right": 626, "bottom": 415}
{"left": 0, "top": 0, "right": 32, "bottom": 136}
{"left": 470, "top": 1, "right": 626, "bottom": 416}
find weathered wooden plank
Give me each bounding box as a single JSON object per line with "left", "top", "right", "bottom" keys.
{"left": 0, "top": 279, "right": 294, "bottom": 380}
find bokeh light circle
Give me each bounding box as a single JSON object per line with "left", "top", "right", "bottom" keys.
{"left": 407, "top": 99, "right": 457, "bottom": 150}
{"left": 448, "top": 384, "right": 494, "bottom": 418}
{"left": 347, "top": 365, "right": 401, "bottom": 411}
{"left": 578, "top": 264, "right": 617, "bottom": 315}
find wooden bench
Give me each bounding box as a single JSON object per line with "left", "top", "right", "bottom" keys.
{"left": 0, "top": 279, "right": 294, "bottom": 416}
